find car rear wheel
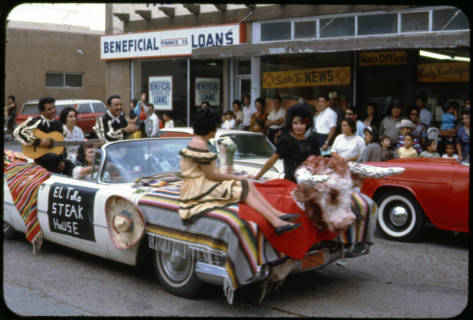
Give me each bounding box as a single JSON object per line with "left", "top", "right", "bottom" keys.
{"left": 4, "top": 221, "right": 17, "bottom": 240}
{"left": 376, "top": 191, "right": 425, "bottom": 241}
{"left": 153, "top": 243, "right": 201, "bottom": 298}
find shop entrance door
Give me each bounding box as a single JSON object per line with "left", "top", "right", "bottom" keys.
{"left": 237, "top": 75, "right": 251, "bottom": 101}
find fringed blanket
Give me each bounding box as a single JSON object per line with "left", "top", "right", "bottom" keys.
{"left": 138, "top": 184, "right": 281, "bottom": 293}
{"left": 4, "top": 158, "right": 51, "bottom": 254}
{"left": 137, "top": 180, "right": 377, "bottom": 298}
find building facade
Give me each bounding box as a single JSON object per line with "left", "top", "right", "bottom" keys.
{"left": 4, "top": 21, "right": 106, "bottom": 109}
{"left": 104, "top": 4, "right": 470, "bottom": 126}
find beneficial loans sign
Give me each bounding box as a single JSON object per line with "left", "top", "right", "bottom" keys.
{"left": 262, "top": 66, "right": 351, "bottom": 89}
{"left": 101, "top": 23, "right": 244, "bottom": 60}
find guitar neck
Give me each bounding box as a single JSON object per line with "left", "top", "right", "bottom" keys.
{"left": 55, "top": 140, "right": 102, "bottom": 147}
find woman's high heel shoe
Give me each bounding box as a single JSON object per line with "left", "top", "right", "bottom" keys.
{"left": 279, "top": 213, "right": 300, "bottom": 222}
{"left": 274, "top": 223, "right": 301, "bottom": 235}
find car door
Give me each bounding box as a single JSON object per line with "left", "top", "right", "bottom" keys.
{"left": 76, "top": 102, "right": 95, "bottom": 133}
{"left": 36, "top": 174, "right": 109, "bottom": 258}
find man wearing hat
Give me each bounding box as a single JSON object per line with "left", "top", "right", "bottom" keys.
{"left": 396, "top": 119, "right": 423, "bottom": 153}
{"left": 379, "top": 101, "right": 406, "bottom": 145}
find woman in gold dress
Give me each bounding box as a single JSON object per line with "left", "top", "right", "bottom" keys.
{"left": 179, "top": 108, "right": 300, "bottom": 235}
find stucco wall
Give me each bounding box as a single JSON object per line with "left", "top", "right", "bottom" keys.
{"left": 4, "top": 27, "right": 106, "bottom": 108}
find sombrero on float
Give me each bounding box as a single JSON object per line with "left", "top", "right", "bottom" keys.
{"left": 105, "top": 195, "right": 145, "bottom": 250}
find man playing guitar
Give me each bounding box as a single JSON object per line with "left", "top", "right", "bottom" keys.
{"left": 13, "top": 97, "right": 74, "bottom": 175}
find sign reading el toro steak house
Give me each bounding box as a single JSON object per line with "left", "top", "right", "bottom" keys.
{"left": 101, "top": 23, "right": 245, "bottom": 60}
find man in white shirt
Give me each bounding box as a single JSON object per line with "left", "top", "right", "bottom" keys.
{"left": 416, "top": 95, "right": 432, "bottom": 127}
{"left": 313, "top": 94, "right": 338, "bottom": 150}
{"left": 265, "top": 96, "right": 286, "bottom": 144}
{"left": 144, "top": 103, "right": 160, "bottom": 137}
{"left": 241, "top": 94, "right": 256, "bottom": 130}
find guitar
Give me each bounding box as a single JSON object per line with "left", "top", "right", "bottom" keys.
{"left": 22, "top": 129, "right": 103, "bottom": 159}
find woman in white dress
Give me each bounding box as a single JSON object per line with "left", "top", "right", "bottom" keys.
{"left": 331, "top": 117, "right": 366, "bottom": 162}
{"left": 60, "top": 107, "right": 85, "bottom": 163}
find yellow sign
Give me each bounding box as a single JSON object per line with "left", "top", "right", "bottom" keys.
{"left": 359, "top": 51, "right": 407, "bottom": 66}
{"left": 418, "top": 62, "right": 469, "bottom": 82}
{"left": 262, "top": 66, "right": 351, "bottom": 89}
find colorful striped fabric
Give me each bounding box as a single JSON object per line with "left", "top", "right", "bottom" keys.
{"left": 138, "top": 183, "right": 281, "bottom": 289}
{"left": 137, "top": 183, "right": 377, "bottom": 288}
{"left": 4, "top": 159, "right": 51, "bottom": 253}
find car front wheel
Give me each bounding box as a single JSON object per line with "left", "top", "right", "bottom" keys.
{"left": 376, "top": 191, "right": 425, "bottom": 241}
{"left": 153, "top": 243, "right": 201, "bottom": 298}
{"left": 4, "top": 221, "right": 17, "bottom": 240}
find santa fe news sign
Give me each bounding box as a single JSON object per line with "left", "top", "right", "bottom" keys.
{"left": 101, "top": 23, "right": 244, "bottom": 60}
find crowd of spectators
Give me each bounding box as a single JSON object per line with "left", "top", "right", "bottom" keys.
{"left": 215, "top": 94, "right": 470, "bottom": 163}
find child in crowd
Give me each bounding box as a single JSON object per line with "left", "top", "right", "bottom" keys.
{"left": 221, "top": 111, "right": 236, "bottom": 129}
{"left": 380, "top": 135, "right": 397, "bottom": 161}
{"left": 251, "top": 118, "right": 266, "bottom": 133}
{"left": 397, "top": 133, "right": 418, "bottom": 158}
{"left": 419, "top": 139, "right": 440, "bottom": 158}
{"left": 442, "top": 142, "right": 459, "bottom": 160}
{"left": 440, "top": 102, "right": 458, "bottom": 131}
{"left": 396, "top": 119, "right": 422, "bottom": 154}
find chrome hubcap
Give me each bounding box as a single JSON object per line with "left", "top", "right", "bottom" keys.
{"left": 389, "top": 206, "right": 409, "bottom": 227}
{"left": 160, "top": 251, "right": 192, "bottom": 282}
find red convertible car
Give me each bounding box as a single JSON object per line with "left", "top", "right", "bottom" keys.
{"left": 361, "top": 158, "right": 469, "bottom": 241}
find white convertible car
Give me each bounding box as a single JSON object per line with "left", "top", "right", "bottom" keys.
{"left": 4, "top": 137, "right": 376, "bottom": 304}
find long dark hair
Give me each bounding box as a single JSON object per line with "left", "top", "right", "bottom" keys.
{"left": 59, "top": 107, "right": 77, "bottom": 125}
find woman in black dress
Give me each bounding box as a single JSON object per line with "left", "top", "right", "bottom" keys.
{"left": 254, "top": 103, "right": 321, "bottom": 182}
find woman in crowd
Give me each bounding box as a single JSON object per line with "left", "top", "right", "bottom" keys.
{"left": 358, "top": 125, "right": 382, "bottom": 162}
{"left": 232, "top": 99, "right": 244, "bottom": 129}
{"left": 265, "top": 96, "right": 286, "bottom": 144}
{"left": 163, "top": 113, "right": 175, "bottom": 128}
{"left": 331, "top": 117, "right": 366, "bottom": 162}
{"left": 362, "top": 102, "right": 381, "bottom": 129}
{"left": 408, "top": 106, "right": 427, "bottom": 147}
{"left": 179, "top": 107, "right": 300, "bottom": 235}
{"left": 456, "top": 110, "right": 470, "bottom": 162}
{"left": 59, "top": 107, "right": 85, "bottom": 163}
{"left": 250, "top": 97, "right": 267, "bottom": 132}
{"left": 255, "top": 103, "right": 320, "bottom": 182}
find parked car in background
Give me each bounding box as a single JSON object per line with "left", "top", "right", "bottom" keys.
{"left": 160, "top": 127, "right": 284, "bottom": 179}
{"left": 361, "top": 158, "right": 469, "bottom": 241}
{"left": 15, "top": 99, "right": 106, "bottom": 136}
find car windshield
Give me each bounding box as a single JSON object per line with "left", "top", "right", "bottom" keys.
{"left": 214, "top": 134, "right": 275, "bottom": 159}
{"left": 101, "top": 138, "right": 190, "bottom": 183}
{"left": 21, "top": 103, "right": 39, "bottom": 114}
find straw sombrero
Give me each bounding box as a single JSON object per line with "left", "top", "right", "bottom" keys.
{"left": 105, "top": 195, "right": 145, "bottom": 250}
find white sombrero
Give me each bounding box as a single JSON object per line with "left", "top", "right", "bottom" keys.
{"left": 105, "top": 196, "right": 145, "bottom": 250}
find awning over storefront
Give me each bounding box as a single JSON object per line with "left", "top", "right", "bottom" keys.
{"left": 191, "top": 31, "right": 470, "bottom": 59}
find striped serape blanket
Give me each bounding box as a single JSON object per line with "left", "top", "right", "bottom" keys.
{"left": 4, "top": 158, "right": 51, "bottom": 254}
{"left": 138, "top": 183, "right": 282, "bottom": 294}
{"left": 137, "top": 182, "right": 377, "bottom": 290}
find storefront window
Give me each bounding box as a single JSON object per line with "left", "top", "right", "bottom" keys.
{"left": 295, "top": 20, "right": 316, "bottom": 39}
{"left": 191, "top": 59, "right": 223, "bottom": 115}
{"left": 320, "top": 16, "right": 355, "bottom": 38}
{"left": 401, "top": 12, "right": 429, "bottom": 32}
{"left": 141, "top": 59, "right": 187, "bottom": 126}
{"left": 433, "top": 8, "right": 469, "bottom": 31}
{"left": 261, "top": 21, "right": 291, "bottom": 41}
{"left": 358, "top": 14, "right": 398, "bottom": 35}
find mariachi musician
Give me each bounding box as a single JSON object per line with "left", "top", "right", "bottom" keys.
{"left": 93, "top": 94, "right": 136, "bottom": 142}
{"left": 13, "top": 97, "right": 74, "bottom": 175}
